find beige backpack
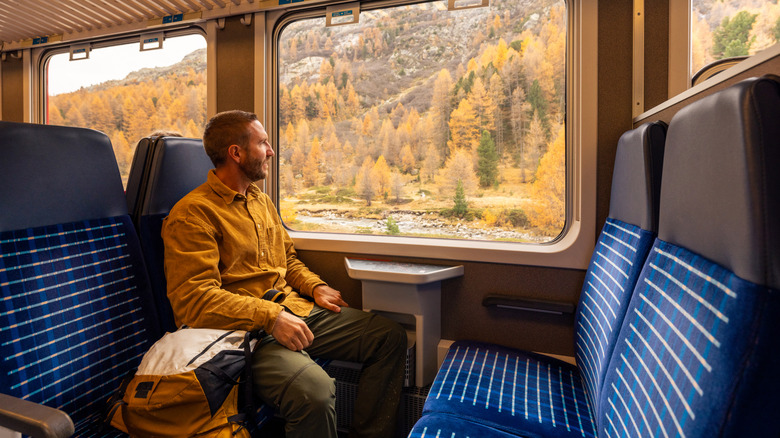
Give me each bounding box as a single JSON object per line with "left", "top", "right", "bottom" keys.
{"left": 107, "top": 327, "right": 260, "bottom": 437}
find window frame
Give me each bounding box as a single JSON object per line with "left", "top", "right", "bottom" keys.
{"left": 36, "top": 26, "right": 207, "bottom": 125}
{"left": 264, "top": 0, "right": 597, "bottom": 269}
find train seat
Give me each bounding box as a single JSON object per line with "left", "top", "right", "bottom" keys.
{"left": 410, "top": 120, "right": 667, "bottom": 438}
{"left": 597, "top": 75, "right": 780, "bottom": 436}
{"left": 0, "top": 121, "right": 162, "bottom": 437}
{"left": 125, "top": 136, "right": 156, "bottom": 227}
{"left": 133, "top": 136, "right": 213, "bottom": 334}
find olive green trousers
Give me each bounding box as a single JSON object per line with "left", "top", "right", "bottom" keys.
{"left": 251, "top": 305, "right": 407, "bottom": 438}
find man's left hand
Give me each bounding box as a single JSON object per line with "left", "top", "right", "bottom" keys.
{"left": 312, "top": 285, "right": 349, "bottom": 313}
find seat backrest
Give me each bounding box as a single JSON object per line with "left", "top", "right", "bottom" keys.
{"left": 126, "top": 137, "right": 154, "bottom": 226}
{"left": 0, "top": 121, "right": 160, "bottom": 435}
{"left": 599, "top": 76, "right": 780, "bottom": 436}
{"left": 574, "top": 121, "right": 666, "bottom": 406}
{"left": 136, "top": 136, "right": 213, "bottom": 333}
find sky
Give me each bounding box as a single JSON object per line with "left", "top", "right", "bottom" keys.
{"left": 47, "top": 34, "right": 206, "bottom": 96}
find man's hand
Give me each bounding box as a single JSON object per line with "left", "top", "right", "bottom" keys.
{"left": 271, "top": 310, "right": 314, "bottom": 351}
{"left": 312, "top": 285, "right": 349, "bottom": 313}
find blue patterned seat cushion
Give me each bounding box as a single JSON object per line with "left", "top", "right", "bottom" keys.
{"left": 409, "top": 412, "right": 529, "bottom": 438}
{"left": 420, "top": 218, "right": 653, "bottom": 438}
{"left": 574, "top": 218, "right": 654, "bottom": 405}
{"left": 0, "top": 216, "right": 154, "bottom": 436}
{"left": 424, "top": 340, "right": 597, "bottom": 438}
{"left": 599, "top": 239, "right": 780, "bottom": 437}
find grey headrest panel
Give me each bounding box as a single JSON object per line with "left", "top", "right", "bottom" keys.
{"left": 0, "top": 121, "right": 127, "bottom": 232}
{"left": 142, "top": 137, "right": 213, "bottom": 216}
{"left": 126, "top": 137, "right": 153, "bottom": 219}
{"left": 608, "top": 121, "right": 666, "bottom": 232}
{"left": 659, "top": 76, "right": 780, "bottom": 289}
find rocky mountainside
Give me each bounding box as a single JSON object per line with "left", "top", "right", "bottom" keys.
{"left": 84, "top": 48, "right": 206, "bottom": 92}
{"left": 280, "top": 0, "right": 554, "bottom": 115}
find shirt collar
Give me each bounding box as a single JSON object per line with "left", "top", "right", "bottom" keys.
{"left": 207, "top": 169, "right": 262, "bottom": 204}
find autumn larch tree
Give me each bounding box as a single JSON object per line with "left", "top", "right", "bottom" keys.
{"left": 355, "top": 156, "right": 378, "bottom": 206}
{"left": 528, "top": 126, "right": 565, "bottom": 235}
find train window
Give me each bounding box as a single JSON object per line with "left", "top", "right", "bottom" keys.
{"left": 691, "top": 0, "right": 780, "bottom": 76}
{"left": 44, "top": 33, "right": 207, "bottom": 186}
{"left": 277, "top": 0, "right": 567, "bottom": 246}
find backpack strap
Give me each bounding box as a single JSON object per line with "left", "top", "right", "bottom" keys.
{"left": 103, "top": 369, "right": 135, "bottom": 431}
{"left": 234, "top": 330, "right": 264, "bottom": 435}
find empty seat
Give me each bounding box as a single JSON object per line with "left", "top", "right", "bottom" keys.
{"left": 0, "top": 121, "right": 161, "bottom": 437}
{"left": 411, "top": 120, "right": 666, "bottom": 438}
{"left": 598, "top": 75, "right": 780, "bottom": 436}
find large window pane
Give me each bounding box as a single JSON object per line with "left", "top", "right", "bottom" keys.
{"left": 46, "top": 34, "right": 207, "bottom": 187}
{"left": 278, "top": 0, "right": 566, "bottom": 242}
{"left": 691, "top": 0, "right": 780, "bottom": 75}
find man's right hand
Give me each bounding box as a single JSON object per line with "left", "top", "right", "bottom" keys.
{"left": 271, "top": 309, "right": 314, "bottom": 351}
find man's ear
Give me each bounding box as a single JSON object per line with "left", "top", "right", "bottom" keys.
{"left": 227, "top": 144, "right": 241, "bottom": 163}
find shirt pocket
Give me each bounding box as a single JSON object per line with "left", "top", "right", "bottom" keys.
{"left": 263, "top": 223, "right": 287, "bottom": 268}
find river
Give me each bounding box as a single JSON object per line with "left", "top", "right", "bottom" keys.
{"left": 293, "top": 211, "right": 547, "bottom": 242}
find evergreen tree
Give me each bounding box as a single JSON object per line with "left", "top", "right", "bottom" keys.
{"left": 476, "top": 130, "right": 499, "bottom": 188}
{"left": 385, "top": 217, "right": 400, "bottom": 235}
{"left": 774, "top": 16, "right": 780, "bottom": 42}
{"left": 452, "top": 180, "right": 468, "bottom": 218}
{"left": 712, "top": 11, "right": 758, "bottom": 59}
{"left": 527, "top": 79, "right": 549, "bottom": 135}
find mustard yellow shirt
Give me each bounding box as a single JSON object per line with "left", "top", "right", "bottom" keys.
{"left": 162, "top": 170, "right": 325, "bottom": 333}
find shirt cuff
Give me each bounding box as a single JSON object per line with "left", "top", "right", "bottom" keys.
{"left": 261, "top": 301, "right": 284, "bottom": 333}
{"left": 302, "top": 281, "right": 328, "bottom": 299}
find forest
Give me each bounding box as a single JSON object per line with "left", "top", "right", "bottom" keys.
{"left": 692, "top": 0, "right": 780, "bottom": 73}
{"left": 46, "top": 0, "right": 780, "bottom": 241}
{"left": 277, "top": 0, "right": 567, "bottom": 240}
{"left": 48, "top": 49, "right": 207, "bottom": 186}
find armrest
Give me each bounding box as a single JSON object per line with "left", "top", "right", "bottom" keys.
{"left": 0, "top": 393, "right": 74, "bottom": 438}
{"left": 482, "top": 295, "right": 576, "bottom": 315}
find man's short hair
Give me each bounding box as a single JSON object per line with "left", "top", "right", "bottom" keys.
{"left": 148, "top": 130, "right": 183, "bottom": 138}
{"left": 203, "top": 110, "right": 259, "bottom": 167}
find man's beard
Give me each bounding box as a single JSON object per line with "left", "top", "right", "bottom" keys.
{"left": 240, "top": 157, "right": 267, "bottom": 182}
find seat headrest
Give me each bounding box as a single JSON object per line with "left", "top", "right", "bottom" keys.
{"left": 659, "top": 76, "right": 780, "bottom": 289}
{"left": 0, "top": 121, "right": 127, "bottom": 232}
{"left": 126, "top": 137, "right": 154, "bottom": 219}
{"left": 608, "top": 121, "right": 666, "bottom": 232}
{"left": 142, "top": 137, "right": 213, "bottom": 216}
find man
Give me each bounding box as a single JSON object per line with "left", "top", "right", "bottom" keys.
{"left": 162, "top": 110, "right": 406, "bottom": 438}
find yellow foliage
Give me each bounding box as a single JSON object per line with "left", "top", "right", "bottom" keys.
{"left": 529, "top": 126, "right": 565, "bottom": 235}
{"left": 400, "top": 144, "right": 416, "bottom": 174}
{"left": 280, "top": 205, "right": 298, "bottom": 225}
{"left": 303, "top": 137, "right": 323, "bottom": 187}
{"left": 438, "top": 149, "right": 478, "bottom": 197}
{"left": 482, "top": 209, "right": 498, "bottom": 227}
{"left": 447, "top": 99, "right": 481, "bottom": 155}
{"left": 373, "top": 155, "right": 392, "bottom": 195}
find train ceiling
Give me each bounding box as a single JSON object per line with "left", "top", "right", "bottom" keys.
{"left": 0, "top": 0, "right": 274, "bottom": 51}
